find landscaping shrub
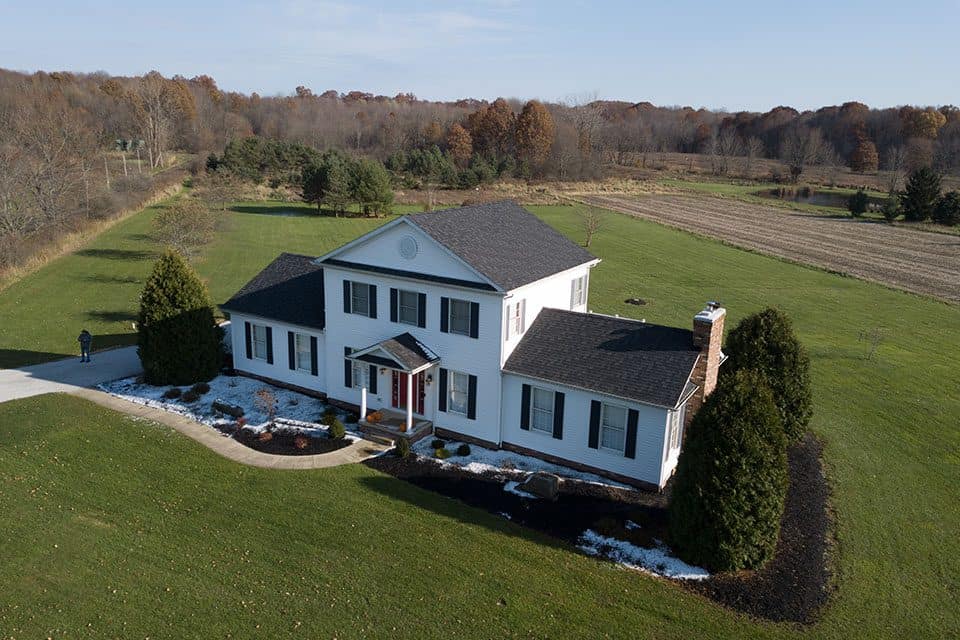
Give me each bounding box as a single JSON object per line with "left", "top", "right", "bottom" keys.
{"left": 435, "top": 447, "right": 451, "bottom": 460}
{"left": 669, "top": 370, "right": 788, "bottom": 572}
{"left": 322, "top": 408, "right": 338, "bottom": 422}
{"left": 294, "top": 434, "right": 309, "bottom": 450}
{"left": 181, "top": 390, "right": 200, "bottom": 403}
{"left": 163, "top": 387, "right": 182, "bottom": 399}
{"left": 345, "top": 413, "right": 359, "bottom": 424}
{"left": 456, "top": 443, "right": 471, "bottom": 456}
{"left": 722, "top": 307, "right": 812, "bottom": 443}
{"left": 847, "top": 188, "right": 869, "bottom": 217}
{"left": 395, "top": 437, "right": 411, "bottom": 458}
{"left": 430, "top": 438, "right": 446, "bottom": 450}
{"left": 328, "top": 419, "right": 346, "bottom": 440}
{"left": 190, "top": 382, "right": 211, "bottom": 395}
{"left": 137, "top": 250, "right": 223, "bottom": 385}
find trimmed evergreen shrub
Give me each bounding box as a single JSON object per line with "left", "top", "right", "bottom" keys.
{"left": 430, "top": 439, "right": 446, "bottom": 450}
{"left": 669, "top": 370, "right": 788, "bottom": 572}
{"left": 163, "top": 387, "right": 182, "bottom": 399}
{"left": 456, "top": 443, "right": 471, "bottom": 457}
{"left": 434, "top": 448, "right": 451, "bottom": 460}
{"left": 181, "top": 390, "right": 200, "bottom": 403}
{"left": 137, "top": 250, "right": 223, "bottom": 385}
{"left": 395, "top": 437, "right": 411, "bottom": 458}
{"left": 328, "top": 419, "right": 346, "bottom": 440}
{"left": 190, "top": 382, "right": 211, "bottom": 395}
{"left": 722, "top": 307, "right": 812, "bottom": 443}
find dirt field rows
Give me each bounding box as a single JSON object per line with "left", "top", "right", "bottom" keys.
{"left": 583, "top": 194, "right": 960, "bottom": 303}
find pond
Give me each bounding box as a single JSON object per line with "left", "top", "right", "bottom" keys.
{"left": 756, "top": 187, "right": 881, "bottom": 210}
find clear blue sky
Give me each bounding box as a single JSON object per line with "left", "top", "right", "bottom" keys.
{"left": 2, "top": 0, "right": 958, "bottom": 111}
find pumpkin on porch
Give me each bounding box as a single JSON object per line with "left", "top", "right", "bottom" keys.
{"left": 366, "top": 411, "right": 383, "bottom": 423}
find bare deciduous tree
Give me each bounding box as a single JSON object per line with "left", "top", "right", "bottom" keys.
{"left": 153, "top": 197, "right": 218, "bottom": 256}
{"left": 780, "top": 125, "right": 829, "bottom": 182}
{"left": 580, "top": 205, "right": 606, "bottom": 248}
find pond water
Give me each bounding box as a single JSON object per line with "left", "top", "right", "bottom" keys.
{"left": 756, "top": 187, "right": 880, "bottom": 209}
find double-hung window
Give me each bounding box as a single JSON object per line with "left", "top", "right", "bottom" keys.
{"left": 448, "top": 371, "right": 470, "bottom": 416}
{"left": 448, "top": 298, "right": 472, "bottom": 336}
{"left": 668, "top": 406, "right": 684, "bottom": 450}
{"left": 571, "top": 275, "right": 587, "bottom": 308}
{"left": 398, "top": 289, "right": 419, "bottom": 326}
{"left": 294, "top": 333, "right": 312, "bottom": 373}
{"left": 509, "top": 300, "right": 524, "bottom": 337}
{"left": 252, "top": 324, "right": 269, "bottom": 360}
{"left": 600, "top": 403, "right": 628, "bottom": 452}
{"left": 530, "top": 387, "right": 555, "bottom": 434}
{"left": 349, "top": 281, "right": 371, "bottom": 316}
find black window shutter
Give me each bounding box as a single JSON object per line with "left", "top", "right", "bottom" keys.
{"left": 368, "top": 285, "right": 377, "bottom": 318}
{"left": 625, "top": 409, "right": 639, "bottom": 459}
{"left": 390, "top": 288, "right": 398, "bottom": 322}
{"left": 520, "top": 384, "right": 531, "bottom": 430}
{"left": 368, "top": 365, "right": 378, "bottom": 394}
{"left": 438, "top": 368, "right": 448, "bottom": 412}
{"left": 588, "top": 400, "right": 601, "bottom": 449}
{"left": 440, "top": 297, "right": 449, "bottom": 333}
{"left": 310, "top": 336, "right": 318, "bottom": 376}
{"left": 417, "top": 293, "right": 427, "bottom": 328}
{"left": 244, "top": 322, "right": 252, "bottom": 359}
{"left": 287, "top": 331, "right": 295, "bottom": 370}
{"left": 343, "top": 346, "right": 352, "bottom": 387}
{"left": 265, "top": 327, "right": 273, "bottom": 364}
{"left": 467, "top": 375, "right": 477, "bottom": 420}
{"left": 343, "top": 280, "right": 351, "bottom": 313}
{"left": 553, "top": 392, "right": 565, "bottom": 440}
{"left": 469, "top": 302, "right": 480, "bottom": 339}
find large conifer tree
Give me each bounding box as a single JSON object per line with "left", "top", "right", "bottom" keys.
{"left": 137, "top": 250, "right": 222, "bottom": 385}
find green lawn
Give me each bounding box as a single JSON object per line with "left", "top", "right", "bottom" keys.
{"left": 0, "top": 197, "right": 958, "bottom": 638}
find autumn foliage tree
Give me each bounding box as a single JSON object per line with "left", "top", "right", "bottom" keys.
{"left": 849, "top": 136, "right": 879, "bottom": 173}
{"left": 515, "top": 100, "right": 556, "bottom": 173}
{"left": 445, "top": 123, "right": 473, "bottom": 168}
{"left": 466, "top": 97, "right": 515, "bottom": 158}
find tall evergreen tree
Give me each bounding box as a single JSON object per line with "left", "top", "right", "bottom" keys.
{"left": 301, "top": 149, "right": 352, "bottom": 215}
{"left": 900, "top": 167, "right": 942, "bottom": 221}
{"left": 669, "top": 370, "right": 788, "bottom": 572}
{"left": 137, "top": 250, "right": 223, "bottom": 385}
{"left": 350, "top": 158, "right": 393, "bottom": 216}
{"left": 722, "top": 307, "right": 812, "bottom": 443}
{"left": 933, "top": 191, "right": 960, "bottom": 226}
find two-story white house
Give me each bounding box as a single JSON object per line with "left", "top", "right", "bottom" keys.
{"left": 222, "top": 201, "right": 725, "bottom": 490}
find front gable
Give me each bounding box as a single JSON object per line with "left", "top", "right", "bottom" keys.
{"left": 318, "top": 218, "right": 495, "bottom": 289}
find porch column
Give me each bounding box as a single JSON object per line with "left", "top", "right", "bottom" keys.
{"left": 360, "top": 386, "right": 368, "bottom": 421}
{"left": 405, "top": 371, "right": 414, "bottom": 432}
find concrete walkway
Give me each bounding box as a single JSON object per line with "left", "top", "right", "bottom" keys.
{"left": 79, "top": 390, "right": 389, "bottom": 469}
{"left": 1, "top": 347, "right": 389, "bottom": 469}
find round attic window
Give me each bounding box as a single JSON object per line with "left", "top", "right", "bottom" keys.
{"left": 399, "top": 235, "right": 419, "bottom": 260}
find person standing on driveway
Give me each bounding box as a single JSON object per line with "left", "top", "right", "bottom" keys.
{"left": 78, "top": 329, "right": 92, "bottom": 363}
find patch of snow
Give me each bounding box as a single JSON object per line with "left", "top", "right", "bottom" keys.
{"left": 497, "top": 511, "right": 512, "bottom": 520}
{"left": 99, "top": 375, "right": 359, "bottom": 441}
{"left": 625, "top": 520, "right": 642, "bottom": 531}
{"left": 411, "top": 438, "right": 631, "bottom": 489}
{"left": 503, "top": 480, "right": 539, "bottom": 499}
{"left": 577, "top": 529, "right": 709, "bottom": 581}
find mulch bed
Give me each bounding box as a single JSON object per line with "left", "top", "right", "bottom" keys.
{"left": 365, "top": 432, "right": 832, "bottom": 624}
{"left": 212, "top": 425, "right": 352, "bottom": 456}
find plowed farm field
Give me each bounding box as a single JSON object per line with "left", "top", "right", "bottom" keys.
{"left": 584, "top": 194, "right": 960, "bottom": 303}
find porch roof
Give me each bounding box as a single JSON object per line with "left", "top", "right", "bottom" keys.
{"left": 349, "top": 332, "right": 439, "bottom": 373}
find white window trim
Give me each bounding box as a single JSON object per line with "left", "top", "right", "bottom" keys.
{"left": 448, "top": 298, "right": 472, "bottom": 337}
{"left": 529, "top": 386, "right": 555, "bottom": 434}
{"left": 251, "top": 323, "right": 269, "bottom": 361}
{"left": 294, "top": 333, "right": 312, "bottom": 373}
{"left": 398, "top": 289, "right": 419, "bottom": 326}
{"left": 349, "top": 281, "right": 371, "bottom": 317}
{"left": 448, "top": 370, "right": 470, "bottom": 416}
{"left": 599, "top": 402, "right": 627, "bottom": 454}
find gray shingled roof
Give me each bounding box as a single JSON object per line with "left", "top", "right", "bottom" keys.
{"left": 503, "top": 309, "right": 701, "bottom": 408}
{"left": 407, "top": 200, "right": 597, "bottom": 291}
{"left": 221, "top": 253, "right": 325, "bottom": 330}
{"left": 352, "top": 332, "right": 439, "bottom": 371}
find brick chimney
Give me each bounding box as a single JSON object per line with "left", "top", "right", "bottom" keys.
{"left": 685, "top": 301, "right": 726, "bottom": 427}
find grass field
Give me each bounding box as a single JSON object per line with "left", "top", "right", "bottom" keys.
{"left": 0, "top": 196, "right": 958, "bottom": 637}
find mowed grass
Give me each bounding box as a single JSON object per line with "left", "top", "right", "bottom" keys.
{"left": 0, "top": 197, "right": 958, "bottom": 637}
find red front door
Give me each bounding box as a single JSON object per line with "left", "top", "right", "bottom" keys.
{"left": 392, "top": 371, "right": 425, "bottom": 415}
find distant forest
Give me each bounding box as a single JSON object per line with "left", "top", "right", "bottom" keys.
{"left": 2, "top": 67, "right": 959, "bottom": 268}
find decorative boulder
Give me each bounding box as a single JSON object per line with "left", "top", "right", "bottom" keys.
{"left": 521, "top": 472, "right": 561, "bottom": 500}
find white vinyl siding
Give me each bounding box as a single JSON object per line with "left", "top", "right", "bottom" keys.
{"left": 349, "top": 281, "right": 371, "bottom": 316}
{"left": 251, "top": 324, "right": 269, "bottom": 361}
{"left": 530, "top": 387, "right": 554, "bottom": 434}
{"left": 600, "top": 403, "right": 627, "bottom": 453}
{"left": 448, "top": 370, "right": 470, "bottom": 416}
{"left": 294, "top": 333, "right": 312, "bottom": 372}
{"left": 448, "top": 298, "right": 472, "bottom": 336}
{"left": 398, "top": 289, "right": 419, "bottom": 326}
